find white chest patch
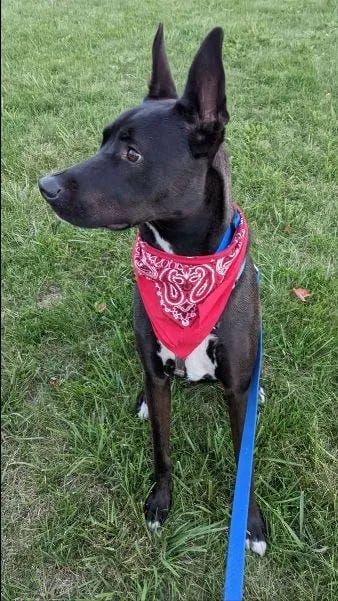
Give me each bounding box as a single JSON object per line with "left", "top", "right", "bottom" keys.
{"left": 146, "top": 224, "right": 217, "bottom": 382}
{"left": 158, "top": 334, "right": 217, "bottom": 382}
{"left": 158, "top": 343, "right": 175, "bottom": 365}
{"left": 145, "top": 223, "right": 174, "bottom": 254}
{"left": 185, "top": 334, "right": 217, "bottom": 381}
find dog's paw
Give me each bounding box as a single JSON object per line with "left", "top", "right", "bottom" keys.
{"left": 246, "top": 509, "right": 267, "bottom": 557}
{"left": 144, "top": 482, "right": 172, "bottom": 531}
{"left": 246, "top": 536, "right": 267, "bottom": 557}
{"left": 135, "top": 391, "right": 149, "bottom": 420}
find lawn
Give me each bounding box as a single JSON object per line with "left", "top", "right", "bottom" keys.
{"left": 2, "top": 0, "right": 337, "bottom": 599}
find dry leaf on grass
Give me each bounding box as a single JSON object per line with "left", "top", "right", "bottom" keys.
{"left": 95, "top": 302, "right": 107, "bottom": 313}
{"left": 292, "top": 288, "right": 312, "bottom": 302}
{"left": 49, "top": 376, "right": 59, "bottom": 388}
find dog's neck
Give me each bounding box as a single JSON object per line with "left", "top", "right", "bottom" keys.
{"left": 139, "top": 148, "right": 233, "bottom": 256}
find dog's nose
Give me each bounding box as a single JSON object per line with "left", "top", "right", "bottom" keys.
{"left": 38, "top": 175, "right": 62, "bottom": 202}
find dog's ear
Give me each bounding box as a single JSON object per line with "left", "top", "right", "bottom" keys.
{"left": 145, "top": 23, "right": 177, "bottom": 101}
{"left": 176, "top": 28, "right": 229, "bottom": 158}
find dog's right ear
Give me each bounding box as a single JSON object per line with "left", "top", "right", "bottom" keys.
{"left": 145, "top": 24, "right": 177, "bottom": 101}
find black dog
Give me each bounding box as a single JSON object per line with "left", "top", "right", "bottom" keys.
{"left": 39, "top": 25, "right": 267, "bottom": 556}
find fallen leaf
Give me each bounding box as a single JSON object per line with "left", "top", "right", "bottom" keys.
{"left": 49, "top": 376, "right": 59, "bottom": 388}
{"left": 95, "top": 302, "right": 107, "bottom": 313}
{"left": 292, "top": 288, "right": 311, "bottom": 302}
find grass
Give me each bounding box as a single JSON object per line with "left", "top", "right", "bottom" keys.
{"left": 2, "top": 0, "right": 337, "bottom": 599}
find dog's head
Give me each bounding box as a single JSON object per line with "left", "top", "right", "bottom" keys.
{"left": 38, "top": 25, "right": 229, "bottom": 230}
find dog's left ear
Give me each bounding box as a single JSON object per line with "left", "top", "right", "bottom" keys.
{"left": 145, "top": 23, "right": 177, "bottom": 101}
{"left": 176, "top": 27, "right": 229, "bottom": 158}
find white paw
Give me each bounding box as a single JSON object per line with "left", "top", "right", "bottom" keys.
{"left": 147, "top": 519, "right": 161, "bottom": 532}
{"left": 259, "top": 386, "right": 266, "bottom": 405}
{"left": 246, "top": 537, "right": 267, "bottom": 557}
{"left": 137, "top": 399, "right": 149, "bottom": 420}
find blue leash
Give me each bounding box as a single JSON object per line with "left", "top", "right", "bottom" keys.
{"left": 223, "top": 308, "right": 262, "bottom": 601}
{"left": 217, "top": 213, "right": 263, "bottom": 600}
{"left": 216, "top": 213, "right": 263, "bottom": 600}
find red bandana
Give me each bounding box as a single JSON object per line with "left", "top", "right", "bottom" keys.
{"left": 133, "top": 206, "right": 249, "bottom": 359}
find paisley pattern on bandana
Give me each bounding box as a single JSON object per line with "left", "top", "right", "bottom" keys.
{"left": 134, "top": 220, "right": 246, "bottom": 327}
{"left": 132, "top": 205, "right": 249, "bottom": 359}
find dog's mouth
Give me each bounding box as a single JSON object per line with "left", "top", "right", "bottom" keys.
{"left": 106, "top": 222, "right": 131, "bottom": 231}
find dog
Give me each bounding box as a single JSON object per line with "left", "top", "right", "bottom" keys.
{"left": 38, "top": 25, "right": 267, "bottom": 556}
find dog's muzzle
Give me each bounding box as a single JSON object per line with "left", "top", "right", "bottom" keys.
{"left": 38, "top": 175, "right": 63, "bottom": 204}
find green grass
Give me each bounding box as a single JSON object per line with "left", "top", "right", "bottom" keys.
{"left": 2, "top": 0, "right": 337, "bottom": 599}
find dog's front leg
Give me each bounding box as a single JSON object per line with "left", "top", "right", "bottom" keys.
{"left": 134, "top": 289, "right": 173, "bottom": 530}
{"left": 143, "top": 372, "right": 172, "bottom": 530}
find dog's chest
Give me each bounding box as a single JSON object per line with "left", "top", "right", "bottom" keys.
{"left": 145, "top": 223, "right": 219, "bottom": 382}
{"left": 158, "top": 334, "right": 217, "bottom": 382}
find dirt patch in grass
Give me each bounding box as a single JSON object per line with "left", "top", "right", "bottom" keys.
{"left": 37, "top": 285, "right": 63, "bottom": 308}
{"left": 38, "top": 566, "right": 84, "bottom": 599}
{"left": 2, "top": 450, "right": 87, "bottom": 600}
{"left": 2, "top": 464, "right": 46, "bottom": 563}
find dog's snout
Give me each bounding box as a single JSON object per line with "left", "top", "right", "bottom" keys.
{"left": 38, "top": 175, "right": 62, "bottom": 202}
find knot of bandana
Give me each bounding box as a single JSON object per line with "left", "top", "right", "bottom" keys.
{"left": 133, "top": 205, "right": 249, "bottom": 359}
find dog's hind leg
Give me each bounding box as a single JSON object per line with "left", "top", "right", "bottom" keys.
{"left": 226, "top": 386, "right": 267, "bottom": 556}
{"left": 143, "top": 373, "right": 172, "bottom": 530}
{"left": 216, "top": 260, "right": 267, "bottom": 555}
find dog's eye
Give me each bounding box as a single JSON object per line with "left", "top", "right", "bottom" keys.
{"left": 126, "top": 147, "right": 141, "bottom": 163}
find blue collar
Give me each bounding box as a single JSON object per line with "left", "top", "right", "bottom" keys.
{"left": 216, "top": 209, "right": 246, "bottom": 282}
{"left": 216, "top": 210, "right": 241, "bottom": 253}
